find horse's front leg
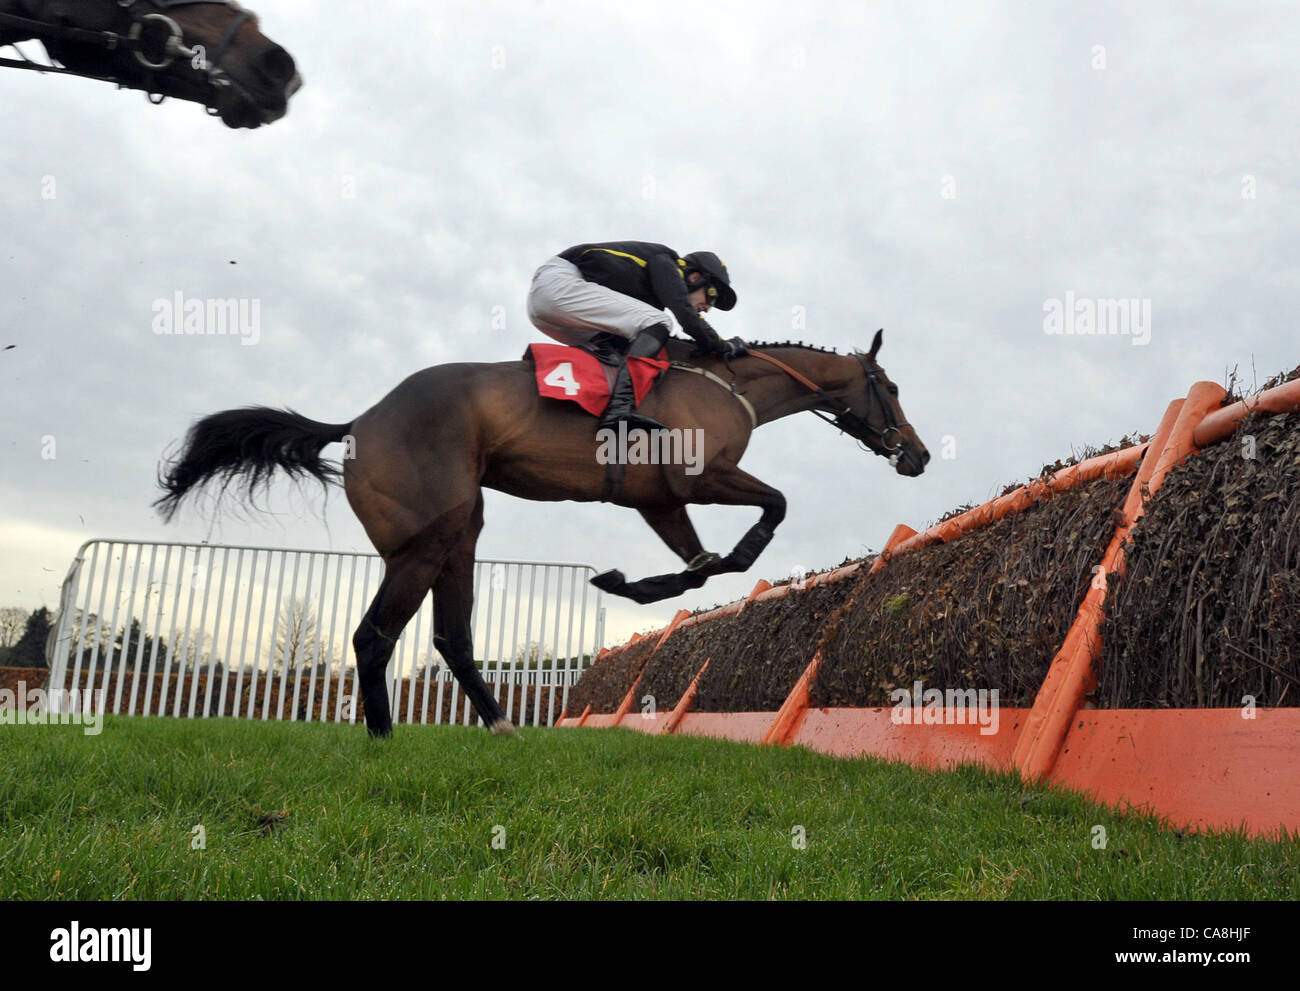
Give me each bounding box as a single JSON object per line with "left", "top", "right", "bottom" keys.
{"left": 588, "top": 467, "right": 784, "bottom": 604}
{"left": 690, "top": 463, "right": 787, "bottom": 577}
{"left": 637, "top": 505, "right": 719, "bottom": 572}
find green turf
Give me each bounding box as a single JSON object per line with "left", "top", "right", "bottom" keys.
{"left": 0, "top": 716, "right": 1295, "bottom": 899}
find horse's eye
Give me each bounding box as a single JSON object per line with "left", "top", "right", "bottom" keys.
{"left": 888, "top": 384, "right": 899, "bottom": 397}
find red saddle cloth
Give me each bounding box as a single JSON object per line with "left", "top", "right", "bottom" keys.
{"left": 528, "top": 342, "right": 670, "bottom": 417}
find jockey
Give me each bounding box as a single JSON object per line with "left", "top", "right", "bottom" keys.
{"left": 527, "top": 241, "right": 747, "bottom": 432}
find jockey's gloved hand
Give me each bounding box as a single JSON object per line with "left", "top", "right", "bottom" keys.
{"left": 702, "top": 335, "right": 747, "bottom": 359}
{"left": 691, "top": 326, "right": 743, "bottom": 356}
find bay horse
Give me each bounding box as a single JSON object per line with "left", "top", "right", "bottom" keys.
{"left": 0, "top": 0, "right": 300, "bottom": 127}
{"left": 155, "top": 330, "right": 929, "bottom": 737}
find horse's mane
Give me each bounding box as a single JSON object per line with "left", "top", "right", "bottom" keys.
{"left": 664, "top": 336, "right": 842, "bottom": 360}
{"left": 744, "top": 340, "right": 839, "bottom": 354}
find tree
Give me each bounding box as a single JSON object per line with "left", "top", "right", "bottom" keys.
{"left": 114, "top": 618, "right": 159, "bottom": 670}
{"left": 168, "top": 629, "right": 218, "bottom": 673}
{"left": 411, "top": 653, "right": 443, "bottom": 681}
{"left": 58, "top": 610, "right": 118, "bottom": 673}
{"left": 273, "top": 599, "right": 319, "bottom": 679}
{"left": 0, "top": 607, "right": 27, "bottom": 648}
{"left": 513, "top": 641, "right": 555, "bottom": 668}
{"left": 9, "top": 607, "right": 53, "bottom": 668}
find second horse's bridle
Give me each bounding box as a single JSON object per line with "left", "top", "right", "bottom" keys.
{"left": 123, "top": 0, "right": 252, "bottom": 73}
{"left": 0, "top": 0, "right": 255, "bottom": 111}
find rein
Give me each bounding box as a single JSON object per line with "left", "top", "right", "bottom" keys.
{"left": 0, "top": 0, "right": 254, "bottom": 112}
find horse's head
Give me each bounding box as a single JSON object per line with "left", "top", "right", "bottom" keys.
{"left": 838, "top": 329, "right": 930, "bottom": 476}
{"left": 24, "top": 0, "right": 301, "bottom": 127}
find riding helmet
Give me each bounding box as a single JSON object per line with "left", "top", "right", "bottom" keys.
{"left": 683, "top": 251, "right": 737, "bottom": 310}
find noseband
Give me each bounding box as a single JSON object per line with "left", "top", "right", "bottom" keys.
{"left": 0, "top": 0, "right": 255, "bottom": 113}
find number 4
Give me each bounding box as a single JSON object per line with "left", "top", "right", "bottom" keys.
{"left": 544, "top": 362, "right": 581, "bottom": 396}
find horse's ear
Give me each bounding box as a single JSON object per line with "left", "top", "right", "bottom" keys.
{"left": 868, "top": 328, "right": 883, "bottom": 360}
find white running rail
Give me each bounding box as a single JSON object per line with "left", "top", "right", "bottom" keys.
{"left": 45, "top": 539, "right": 605, "bottom": 728}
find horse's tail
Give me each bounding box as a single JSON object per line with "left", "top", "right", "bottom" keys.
{"left": 154, "top": 407, "right": 353, "bottom": 522}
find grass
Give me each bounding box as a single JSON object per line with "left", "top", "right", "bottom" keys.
{"left": 0, "top": 716, "right": 1296, "bottom": 899}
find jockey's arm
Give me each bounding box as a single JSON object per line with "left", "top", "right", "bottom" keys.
{"left": 647, "top": 253, "right": 726, "bottom": 352}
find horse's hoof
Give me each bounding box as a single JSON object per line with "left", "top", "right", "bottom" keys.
{"left": 591, "top": 569, "right": 626, "bottom": 592}
{"left": 686, "top": 551, "right": 722, "bottom": 573}
{"left": 490, "top": 719, "right": 520, "bottom": 738}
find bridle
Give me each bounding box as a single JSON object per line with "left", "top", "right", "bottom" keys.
{"left": 746, "top": 347, "right": 916, "bottom": 466}
{"left": 0, "top": 0, "right": 255, "bottom": 112}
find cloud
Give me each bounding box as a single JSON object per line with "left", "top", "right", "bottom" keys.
{"left": 3, "top": 0, "right": 1299, "bottom": 649}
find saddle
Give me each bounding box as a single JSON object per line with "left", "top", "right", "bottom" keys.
{"left": 525, "top": 336, "right": 670, "bottom": 418}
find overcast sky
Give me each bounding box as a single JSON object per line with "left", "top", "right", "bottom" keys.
{"left": 3, "top": 0, "right": 1297, "bottom": 648}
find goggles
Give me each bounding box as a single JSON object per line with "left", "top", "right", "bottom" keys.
{"left": 688, "top": 274, "right": 719, "bottom": 302}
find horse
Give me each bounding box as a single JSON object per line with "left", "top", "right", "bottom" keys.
{"left": 0, "top": 0, "right": 300, "bottom": 127}
{"left": 154, "top": 330, "right": 929, "bottom": 738}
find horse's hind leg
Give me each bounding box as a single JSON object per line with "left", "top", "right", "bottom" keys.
{"left": 352, "top": 506, "right": 474, "bottom": 737}
{"left": 352, "top": 556, "right": 440, "bottom": 738}
{"left": 435, "top": 493, "right": 516, "bottom": 736}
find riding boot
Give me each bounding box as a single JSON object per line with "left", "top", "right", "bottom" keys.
{"left": 598, "top": 323, "right": 671, "bottom": 433}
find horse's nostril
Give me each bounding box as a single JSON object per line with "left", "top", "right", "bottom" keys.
{"left": 921, "top": 450, "right": 931, "bottom": 465}
{"left": 258, "top": 46, "right": 296, "bottom": 86}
